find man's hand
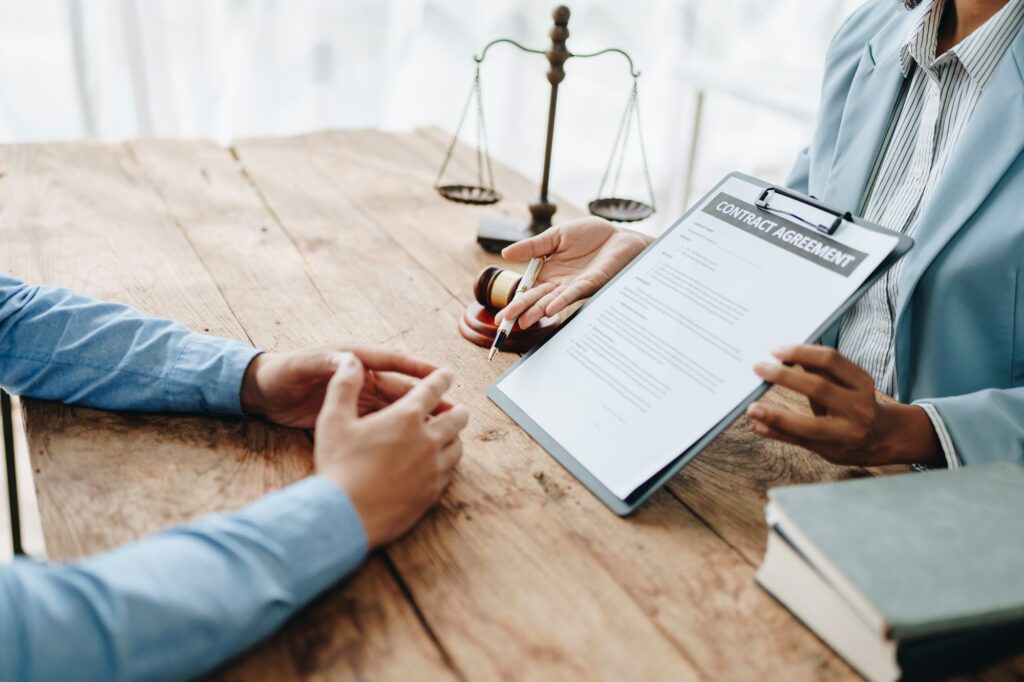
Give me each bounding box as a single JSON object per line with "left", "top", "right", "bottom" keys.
{"left": 746, "top": 344, "right": 944, "bottom": 467}
{"left": 495, "top": 217, "right": 651, "bottom": 329}
{"left": 240, "top": 346, "right": 450, "bottom": 428}
{"left": 315, "top": 353, "right": 470, "bottom": 548}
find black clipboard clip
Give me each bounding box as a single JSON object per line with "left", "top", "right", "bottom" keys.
{"left": 755, "top": 186, "right": 852, "bottom": 236}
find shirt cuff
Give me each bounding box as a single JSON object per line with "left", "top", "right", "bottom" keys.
{"left": 234, "top": 476, "right": 369, "bottom": 602}
{"left": 165, "top": 334, "right": 261, "bottom": 415}
{"left": 915, "top": 402, "right": 961, "bottom": 469}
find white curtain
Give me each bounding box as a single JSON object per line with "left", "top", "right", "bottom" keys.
{"left": 0, "top": 0, "right": 863, "bottom": 234}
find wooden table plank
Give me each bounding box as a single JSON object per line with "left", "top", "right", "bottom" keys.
{"left": 128, "top": 137, "right": 702, "bottom": 680}
{"left": 227, "top": 131, "right": 855, "bottom": 680}
{"left": 180, "top": 135, "right": 701, "bottom": 680}
{"left": 2, "top": 133, "right": 1020, "bottom": 680}
{"left": 0, "top": 143, "right": 244, "bottom": 339}
{"left": 0, "top": 141, "right": 457, "bottom": 681}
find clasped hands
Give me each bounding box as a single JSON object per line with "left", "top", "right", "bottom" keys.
{"left": 240, "top": 346, "right": 470, "bottom": 549}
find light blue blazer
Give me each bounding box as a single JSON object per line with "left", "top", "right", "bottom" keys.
{"left": 787, "top": 0, "right": 1024, "bottom": 465}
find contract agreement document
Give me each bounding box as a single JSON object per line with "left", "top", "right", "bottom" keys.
{"left": 490, "top": 174, "right": 909, "bottom": 512}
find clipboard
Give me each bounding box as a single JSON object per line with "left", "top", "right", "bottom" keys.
{"left": 487, "top": 172, "right": 913, "bottom": 516}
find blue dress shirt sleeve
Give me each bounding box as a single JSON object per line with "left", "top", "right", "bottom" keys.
{"left": 0, "top": 476, "right": 368, "bottom": 681}
{"left": 0, "top": 273, "right": 259, "bottom": 414}
{"left": 0, "top": 272, "right": 371, "bottom": 679}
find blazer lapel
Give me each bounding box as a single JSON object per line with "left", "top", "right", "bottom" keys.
{"left": 821, "top": 18, "right": 913, "bottom": 215}
{"left": 893, "top": 32, "right": 1024, "bottom": 340}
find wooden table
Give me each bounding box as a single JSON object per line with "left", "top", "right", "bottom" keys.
{"left": 0, "top": 130, "right": 1019, "bottom": 681}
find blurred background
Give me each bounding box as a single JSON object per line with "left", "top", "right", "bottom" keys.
{"left": 0, "top": 0, "right": 862, "bottom": 236}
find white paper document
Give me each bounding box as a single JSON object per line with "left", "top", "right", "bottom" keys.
{"left": 496, "top": 175, "right": 900, "bottom": 500}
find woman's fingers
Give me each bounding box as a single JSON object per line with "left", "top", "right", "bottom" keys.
{"left": 501, "top": 228, "right": 560, "bottom": 262}
{"left": 770, "top": 344, "right": 871, "bottom": 390}
{"left": 544, "top": 277, "right": 601, "bottom": 318}
{"left": 754, "top": 361, "right": 855, "bottom": 415}
{"left": 747, "top": 402, "right": 867, "bottom": 444}
{"left": 495, "top": 282, "right": 556, "bottom": 324}
{"left": 747, "top": 418, "right": 837, "bottom": 455}
{"left": 518, "top": 288, "right": 563, "bottom": 328}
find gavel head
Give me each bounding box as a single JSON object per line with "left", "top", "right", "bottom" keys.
{"left": 474, "top": 265, "right": 523, "bottom": 312}
{"left": 460, "top": 265, "right": 559, "bottom": 351}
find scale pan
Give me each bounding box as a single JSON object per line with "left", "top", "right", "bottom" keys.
{"left": 437, "top": 184, "right": 502, "bottom": 206}
{"left": 588, "top": 197, "right": 654, "bottom": 223}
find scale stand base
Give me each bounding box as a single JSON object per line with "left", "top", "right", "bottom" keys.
{"left": 476, "top": 202, "right": 556, "bottom": 253}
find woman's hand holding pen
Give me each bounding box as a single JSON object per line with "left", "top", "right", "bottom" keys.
{"left": 496, "top": 217, "right": 652, "bottom": 329}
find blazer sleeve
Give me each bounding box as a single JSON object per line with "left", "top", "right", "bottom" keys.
{"left": 0, "top": 273, "right": 259, "bottom": 415}
{"left": 0, "top": 476, "right": 368, "bottom": 681}
{"left": 919, "top": 389, "right": 1024, "bottom": 466}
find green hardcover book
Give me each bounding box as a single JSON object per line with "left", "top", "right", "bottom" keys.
{"left": 756, "top": 463, "right": 1024, "bottom": 681}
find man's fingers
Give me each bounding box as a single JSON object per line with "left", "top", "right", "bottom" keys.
{"left": 747, "top": 403, "right": 865, "bottom": 444}
{"left": 437, "top": 438, "right": 464, "bottom": 473}
{"left": 771, "top": 344, "right": 868, "bottom": 389}
{"left": 395, "top": 368, "right": 455, "bottom": 416}
{"left": 501, "top": 228, "right": 560, "bottom": 262}
{"left": 426, "top": 405, "right": 470, "bottom": 445}
{"left": 293, "top": 350, "right": 347, "bottom": 379}
{"left": 374, "top": 372, "right": 454, "bottom": 414}
{"left": 371, "top": 372, "right": 416, "bottom": 402}
{"left": 322, "top": 352, "right": 365, "bottom": 417}
{"left": 343, "top": 346, "right": 437, "bottom": 379}
{"left": 754, "top": 361, "right": 855, "bottom": 414}
{"left": 495, "top": 282, "right": 556, "bottom": 324}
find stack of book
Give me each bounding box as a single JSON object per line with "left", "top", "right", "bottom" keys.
{"left": 757, "top": 463, "right": 1024, "bottom": 681}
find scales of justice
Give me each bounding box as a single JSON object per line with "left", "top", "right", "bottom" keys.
{"left": 434, "top": 4, "right": 656, "bottom": 254}
{"left": 441, "top": 5, "right": 656, "bottom": 352}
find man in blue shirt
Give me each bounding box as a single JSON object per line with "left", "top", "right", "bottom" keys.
{"left": 0, "top": 271, "right": 470, "bottom": 680}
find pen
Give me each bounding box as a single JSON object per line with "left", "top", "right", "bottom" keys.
{"left": 488, "top": 256, "right": 546, "bottom": 362}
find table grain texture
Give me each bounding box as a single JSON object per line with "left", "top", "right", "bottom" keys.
{"left": 0, "top": 130, "right": 1020, "bottom": 681}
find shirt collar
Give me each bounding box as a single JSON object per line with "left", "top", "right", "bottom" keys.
{"left": 899, "top": 0, "right": 1024, "bottom": 88}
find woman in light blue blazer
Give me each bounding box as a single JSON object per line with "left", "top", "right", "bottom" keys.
{"left": 499, "top": 0, "right": 1024, "bottom": 468}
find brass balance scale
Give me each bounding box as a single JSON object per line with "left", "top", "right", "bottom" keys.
{"left": 434, "top": 5, "right": 656, "bottom": 253}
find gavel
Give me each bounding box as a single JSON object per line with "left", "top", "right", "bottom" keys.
{"left": 458, "top": 266, "right": 560, "bottom": 353}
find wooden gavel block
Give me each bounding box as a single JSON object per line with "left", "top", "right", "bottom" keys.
{"left": 459, "top": 266, "right": 560, "bottom": 352}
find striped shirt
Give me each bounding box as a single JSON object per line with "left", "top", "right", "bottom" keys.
{"left": 836, "top": 0, "right": 1024, "bottom": 465}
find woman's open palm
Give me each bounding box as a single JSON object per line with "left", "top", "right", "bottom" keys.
{"left": 495, "top": 217, "right": 651, "bottom": 328}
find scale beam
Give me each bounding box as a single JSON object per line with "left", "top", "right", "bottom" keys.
{"left": 473, "top": 37, "right": 641, "bottom": 79}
